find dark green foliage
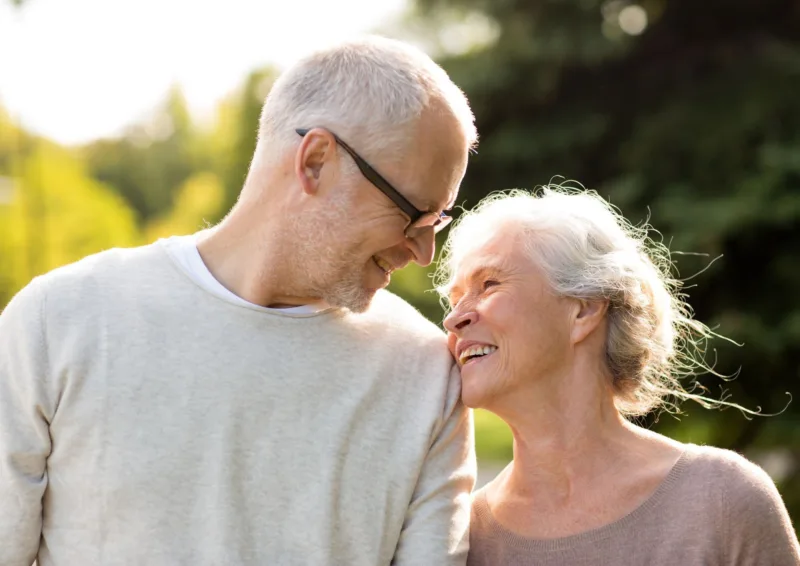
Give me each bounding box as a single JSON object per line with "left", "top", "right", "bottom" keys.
{"left": 411, "top": 0, "right": 799, "bottom": 526}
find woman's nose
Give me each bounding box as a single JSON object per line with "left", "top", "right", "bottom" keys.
{"left": 444, "top": 307, "right": 477, "bottom": 334}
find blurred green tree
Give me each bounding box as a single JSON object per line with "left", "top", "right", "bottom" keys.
{"left": 203, "top": 68, "right": 279, "bottom": 218}
{"left": 145, "top": 171, "right": 226, "bottom": 241}
{"left": 81, "top": 87, "right": 198, "bottom": 223}
{"left": 0, "top": 137, "right": 141, "bottom": 305}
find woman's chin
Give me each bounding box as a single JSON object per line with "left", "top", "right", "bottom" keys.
{"left": 460, "top": 376, "right": 492, "bottom": 409}
{"left": 459, "top": 356, "right": 499, "bottom": 408}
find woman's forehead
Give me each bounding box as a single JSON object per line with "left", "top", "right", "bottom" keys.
{"left": 449, "top": 241, "right": 530, "bottom": 293}
{"left": 453, "top": 229, "right": 527, "bottom": 269}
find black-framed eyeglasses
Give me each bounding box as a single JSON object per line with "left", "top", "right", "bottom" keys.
{"left": 296, "top": 128, "right": 452, "bottom": 238}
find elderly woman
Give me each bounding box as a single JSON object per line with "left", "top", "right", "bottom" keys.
{"left": 439, "top": 187, "right": 800, "bottom": 565}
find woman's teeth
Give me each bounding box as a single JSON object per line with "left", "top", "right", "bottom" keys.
{"left": 460, "top": 345, "right": 498, "bottom": 364}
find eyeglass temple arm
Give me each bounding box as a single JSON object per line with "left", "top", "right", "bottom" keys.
{"left": 296, "top": 128, "right": 423, "bottom": 222}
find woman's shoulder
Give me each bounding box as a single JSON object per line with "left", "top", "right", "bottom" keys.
{"left": 682, "top": 443, "right": 775, "bottom": 487}
{"left": 470, "top": 481, "right": 495, "bottom": 522}
{"left": 469, "top": 474, "right": 508, "bottom": 539}
{"left": 681, "top": 444, "right": 788, "bottom": 520}
{"left": 679, "top": 444, "right": 800, "bottom": 559}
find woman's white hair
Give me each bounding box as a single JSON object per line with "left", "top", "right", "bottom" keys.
{"left": 258, "top": 35, "right": 477, "bottom": 163}
{"left": 436, "top": 183, "right": 737, "bottom": 417}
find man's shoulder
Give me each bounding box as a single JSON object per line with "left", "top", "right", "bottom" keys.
{"left": 33, "top": 242, "right": 170, "bottom": 303}
{"left": 367, "top": 289, "right": 445, "bottom": 339}
{"left": 347, "top": 290, "right": 454, "bottom": 366}
{"left": 45, "top": 242, "right": 163, "bottom": 279}
{"left": 1, "top": 244, "right": 166, "bottom": 336}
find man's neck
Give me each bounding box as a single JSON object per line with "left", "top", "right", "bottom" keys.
{"left": 196, "top": 212, "right": 320, "bottom": 309}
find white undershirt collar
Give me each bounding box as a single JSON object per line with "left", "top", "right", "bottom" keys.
{"left": 161, "top": 234, "right": 329, "bottom": 314}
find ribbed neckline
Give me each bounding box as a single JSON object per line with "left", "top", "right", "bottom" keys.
{"left": 473, "top": 445, "right": 697, "bottom": 552}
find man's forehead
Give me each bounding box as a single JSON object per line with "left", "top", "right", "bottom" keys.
{"left": 401, "top": 107, "right": 470, "bottom": 209}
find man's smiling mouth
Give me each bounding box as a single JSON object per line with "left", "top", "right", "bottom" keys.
{"left": 373, "top": 256, "right": 394, "bottom": 274}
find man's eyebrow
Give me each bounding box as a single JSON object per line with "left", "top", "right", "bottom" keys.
{"left": 424, "top": 202, "right": 452, "bottom": 214}
{"left": 426, "top": 194, "right": 457, "bottom": 213}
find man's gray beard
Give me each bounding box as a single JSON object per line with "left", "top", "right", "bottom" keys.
{"left": 290, "top": 194, "right": 376, "bottom": 313}
{"left": 319, "top": 265, "right": 374, "bottom": 313}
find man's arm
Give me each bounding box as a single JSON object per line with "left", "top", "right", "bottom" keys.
{"left": 0, "top": 279, "right": 52, "bottom": 565}
{"left": 392, "top": 364, "right": 476, "bottom": 565}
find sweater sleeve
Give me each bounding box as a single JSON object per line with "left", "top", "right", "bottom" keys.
{"left": 722, "top": 451, "right": 800, "bottom": 565}
{"left": 391, "top": 364, "right": 477, "bottom": 565}
{"left": 0, "top": 279, "right": 53, "bottom": 566}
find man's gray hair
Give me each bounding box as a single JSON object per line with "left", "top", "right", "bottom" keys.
{"left": 258, "top": 36, "right": 477, "bottom": 162}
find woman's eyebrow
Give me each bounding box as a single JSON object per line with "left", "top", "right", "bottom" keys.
{"left": 472, "top": 264, "right": 504, "bottom": 280}
{"left": 449, "top": 264, "right": 505, "bottom": 302}
{"left": 448, "top": 283, "right": 463, "bottom": 303}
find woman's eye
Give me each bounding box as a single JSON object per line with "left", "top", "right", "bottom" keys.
{"left": 483, "top": 279, "right": 499, "bottom": 291}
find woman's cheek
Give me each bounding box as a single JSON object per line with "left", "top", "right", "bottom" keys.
{"left": 447, "top": 331, "right": 458, "bottom": 359}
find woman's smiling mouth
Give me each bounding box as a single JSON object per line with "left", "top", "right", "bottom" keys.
{"left": 458, "top": 344, "right": 498, "bottom": 365}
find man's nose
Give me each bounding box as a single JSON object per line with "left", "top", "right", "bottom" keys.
{"left": 405, "top": 229, "right": 436, "bottom": 267}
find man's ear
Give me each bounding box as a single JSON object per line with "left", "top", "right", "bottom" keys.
{"left": 295, "top": 129, "right": 336, "bottom": 196}
{"left": 571, "top": 299, "right": 609, "bottom": 344}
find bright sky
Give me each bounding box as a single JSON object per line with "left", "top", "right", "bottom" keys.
{"left": 0, "top": 0, "right": 407, "bottom": 145}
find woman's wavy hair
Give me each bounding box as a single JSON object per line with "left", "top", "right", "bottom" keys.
{"left": 436, "top": 182, "right": 746, "bottom": 417}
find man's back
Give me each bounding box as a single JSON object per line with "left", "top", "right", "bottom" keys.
{"left": 0, "top": 243, "right": 475, "bottom": 565}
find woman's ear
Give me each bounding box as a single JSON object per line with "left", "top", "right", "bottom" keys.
{"left": 571, "top": 299, "right": 609, "bottom": 344}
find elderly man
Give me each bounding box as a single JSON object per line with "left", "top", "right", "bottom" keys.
{"left": 0, "top": 37, "right": 477, "bottom": 565}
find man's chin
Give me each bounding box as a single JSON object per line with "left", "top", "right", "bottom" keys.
{"left": 324, "top": 284, "right": 376, "bottom": 314}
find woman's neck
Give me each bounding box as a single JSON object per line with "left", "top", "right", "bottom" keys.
{"left": 487, "top": 362, "right": 678, "bottom": 507}
{"left": 503, "top": 396, "right": 635, "bottom": 503}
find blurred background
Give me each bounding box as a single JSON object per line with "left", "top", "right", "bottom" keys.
{"left": 1, "top": 0, "right": 798, "bottom": 534}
